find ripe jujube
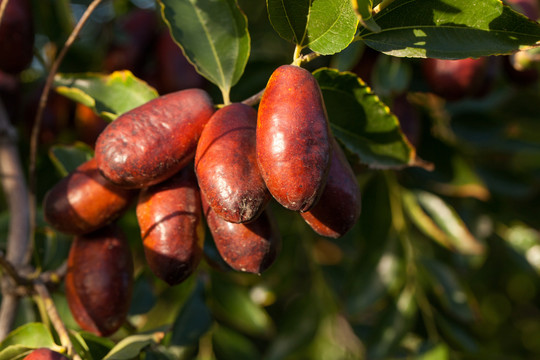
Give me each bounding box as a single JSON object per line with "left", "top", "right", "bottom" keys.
{"left": 300, "top": 137, "right": 361, "bottom": 238}
{"left": 137, "top": 166, "right": 204, "bottom": 285}
{"left": 0, "top": 0, "right": 34, "bottom": 74}
{"left": 196, "top": 103, "right": 270, "bottom": 223}
{"left": 65, "top": 225, "right": 133, "bottom": 336}
{"left": 257, "top": 65, "right": 331, "bottom": 212}
{"left": 95, "top": 89, "right": 214, "bottom": 188}
{"left": 202, "top": 194, "right": 280, "bottom": 274}
{"left": 43, "top": 158, "right": 135, "bottom": 235}
{"left": 23, "top": 348, "right": 69, "bottom": 360}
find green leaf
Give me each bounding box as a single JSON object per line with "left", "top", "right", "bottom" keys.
{"left": 267, "top": 0, "right": 358, "bottom": 55}
{"left": 211, "top": 275, "right": 274, "bottom": 337}
{"left": 170, "top": 280, "right": 213, "bottom": 346}
{"left": 54, "top": 70, "right": 158, "bottom": 121}
{"left": 158, "top": 0, "right": 250, "bottom": 103}
{"left": 0, "top": 323, "right": 57, "bottom": 351}
{"left": 309, "top": 315, "right": 364, "bottom": 360}
{"left": 352, "top": 0, "right": 381, "bottom": 32}
{"left": 103, "top": 332, "right": 165, "bottom": 360}
{"left": 366, "top": 284, "right": 418, "bottom": 359}
{"left": 420, "top": 259, "right": 475, "bottom": 322}
{"left": 0, "top": 346, "right": 33, "bottom": 360}
{"left": 48, "top": 142, "right": 94, "bottom": 177}
{"left": 413, "top": 190, "right": 485, "bottom": 255}
{"left": 212, "top": 325, "right": 261, "bottom": 360}
{"left": 359, "top": 0, "right": 540, "bottom": 58}
{"left": 313, "top": 68, "right": 416, "bottom": 169}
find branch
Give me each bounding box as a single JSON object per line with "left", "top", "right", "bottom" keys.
{"left": 34, "top": 280, "right": 81, "bottom": 360}
{"left": 28, "top": 0, "right": 105, "bottom": 264}
{"left": 0, "top": 98, "right": 30, "bottom": 339}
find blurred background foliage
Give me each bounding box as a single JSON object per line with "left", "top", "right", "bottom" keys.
{"left": 2, "top": 0, "right": 540, "bottom": 359}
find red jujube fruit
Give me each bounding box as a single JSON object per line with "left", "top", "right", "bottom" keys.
{"left": 95, "top": 89, "right": 214, "bottom": 188}
{"left": 0, "top": 0, "right": 34, "bottom": 74}
{"left": 195, "top": 103, "right": 270, "bottom": 223}
{"left": 300, "top": 137, "right": 361, "bottom": 238}
{"left": 202, "top": 194, "right": 280, "bottom": 274}
{"left": 257, "top": 65, "right": 331, "bottom": 212}
{"left": 65, "top": 225, "right": 134, "bottom": 336}
{"left": 23, "top": 348, "right": 69, "bottom": 360}
{"left": 43, "top": 158, "right": 136, "bottom": 235}
{"left": 137, "top": 166, "right": 204, "bottom": 285}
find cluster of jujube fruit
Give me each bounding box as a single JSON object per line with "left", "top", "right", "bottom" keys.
{"left": 42, "top": 64, "right": 361, "bottom": 336}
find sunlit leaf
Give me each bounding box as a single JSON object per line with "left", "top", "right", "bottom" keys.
{"left": 267, "top": 0, "right": 358, "bottom": 55}
{"left": 158, "top": 0, "right": 249, "bottom": 103}
{"left": 359, "top": 0, "right": 540, "bottom": 58}
{"left": 54, "top": 71, "right": 158, "bottom": 121}
{"left": 313, "top": 68, "right": 417, "bottom": 169}
{"left": 0, "top": 323, "right": 57, "bottom": 351}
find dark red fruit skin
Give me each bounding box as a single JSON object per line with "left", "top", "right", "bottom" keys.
{"left": 422, "top": 58, "right": 489, "bottom": 101}
{"left": 196, "top": 103, "right": 270, "bottom": 223}
{"left": 0, "top": 0, "right": 34, "bottom": 74}
{"left": 392, "top": 94, "right": 422, "bottom": 148}
{"left": 43, "top": 158, "right": 136, "bottom": 235}
{"left": 65, "top": 225, "right": 134, "bottom": 337}
{"left": 300, "top": 137, "right": 361, "bottom": 238}
{"left": 202, "top": 194, "right": 280, "bottom": 274}
{"left": 257, "top": 65, "right": 331, "bottom": 212}
{"left": 23, "top": 348, "right": 69, "bottom": 360}
{"left": 95, "top": 89, "right": 214, "bottom": 188}
{"left": 137, "top": 166, "right": 204, "bottom": 285}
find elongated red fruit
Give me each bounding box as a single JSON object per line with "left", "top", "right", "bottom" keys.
{"left": 95, "top": 89, "right": 214, "bottom": 188}
{"left": 43, "top": 158, "right": 135, "bottom": 235}
{"left": 202, "top": 194, "right": 280, "bottom": 274}
{"left": 23, "top": 348, "right": 69, "bottom": 360}
{"left": 195, "top": 103, "right": 270, "bottom": 223}
{"left": 300, "top": 137, "right": 361, "bottom": 238}
{"left": 0, "top": 0, "right": 34, "bottom": 74}
{"left": 137, "top": 166, "right": 204, "bottom": 285}
{"left": 65, "top": 225, "right": 133, "bottom": 336}
{"left": 257, "top": 65, "right": 331, "bottom": 212}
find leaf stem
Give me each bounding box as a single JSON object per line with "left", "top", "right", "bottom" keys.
{"left": 28, "top": 0, "right": 104, "bottom": 264}
{"left": 373, "top": 0, "right": 395, "bottom": 14}
{"left": 292, "top": 44, "right": 304, "bottom": 66}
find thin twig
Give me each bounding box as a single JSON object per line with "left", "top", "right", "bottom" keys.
{"left": 0, "top": 0, "right": 10, "bottom": 28}
{"left": 34, "top": 280, "right": 81, "bottom": 360}
{"left": 28, "top": 0, "right": 104, "bottom": 264}
{"left": 241, "top": 87, "right": 265, "bottom": 107}
{"left": 0, "top": 99, "right": 30, "bottom": 339}
{"left": 0, "top": 253, "right": 29, "bottom": 287}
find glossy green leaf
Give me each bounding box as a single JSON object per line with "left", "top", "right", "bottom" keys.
{"left": 54, "top": 71, "right": 158, "bottom": 121}
{"left": 366, "top": 285, "right": 418, "bottom": 359}
{"left": 212, "top": 325, "right": 261, "bottom": 360}
{"left": 103, "top": 332, "right": 165, "bottom": 360}
{"left": 420, "top": 259, "right": 475, "bottom": 322}
{"left": 0, "top": 346, "right": 32, "bottom": 360}
{"left": 417, "top": 343, "right": 450, "bottom": 360}
{"left": 313, "top": 68, "right": 416, "bottom": 169}
{"left": 309, "top": 315, "right": 364, "bottom": 360}
{"left": 500, "top": 223, "right": 540, "bottom": 272}
{"left": 158, "top": 0, "right": 250, "bottom": 103}
{"left": 170, "top": 280, "right": 213, "bottom": 346}
{"left": 0, "top": 323, "right": 57, "bottom": 351}
{"left": 359, "top": 0, "right": 540, "bottom": 58}
{"left": 267, "top": 0, "right": 358, "bottom": 55}
{"left": 352, "top": 0, "right": 381, "bottom": 32}
{"left": 413, "top": 190, "right": 485, "bottom": 255}
{"left": 48, "top": 142, "right": 94, "bottom": 177}
{"left": 211, "top": 275, "right": 274, "bottom": 337}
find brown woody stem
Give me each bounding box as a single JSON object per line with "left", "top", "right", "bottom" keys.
{"left": 0, "top": 0, "right": 10, "bottom": 28}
